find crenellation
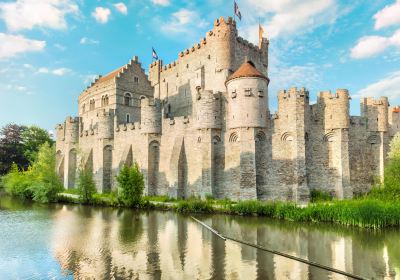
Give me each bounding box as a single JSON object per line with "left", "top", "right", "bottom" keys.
{"left": 55, "top": 16, "right": 399, "bottom": 202}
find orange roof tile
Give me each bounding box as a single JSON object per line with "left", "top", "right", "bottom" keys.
{"left": 226, "top": 61, "right": 268, "bottom": 83}
{"left": 96, "top": 66, "right": 124, "bottom": 84}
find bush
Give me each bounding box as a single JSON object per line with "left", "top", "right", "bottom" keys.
{"left": 2, "top": 143, "right": 62, "bottom": 203}
{"left": 2, "top": 163, "right": 33, "bottom": 199}
{"left": 175, "top": 198, "right": 213, "bottom": 213}
{"left": 77, "top": 167, "right": 97, "bottom": 204}
{"left": 28, "top": 143, "right": 63, "bottom": 203}
{"left": 116, "top": 163, "right": 144, "bottom": 207}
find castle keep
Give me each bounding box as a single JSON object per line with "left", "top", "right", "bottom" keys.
{"left": 55, "top": 17, "right": 400, "bottom": 202}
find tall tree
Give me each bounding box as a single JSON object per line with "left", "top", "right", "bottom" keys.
{"left": 0, "top": 124, "right": 28, "bottom": 175}
{"left": 21, "top": 125, "right": 54, "bottom": 163}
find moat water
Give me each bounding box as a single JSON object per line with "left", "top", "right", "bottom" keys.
{"left": 0, "top": 196, "right": 399, "bottom": 280}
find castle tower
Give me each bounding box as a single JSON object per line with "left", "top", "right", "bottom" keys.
{"left": 318, "top": 89, "right": 352, "bottom": 199}
{"left": 63, "top": 116, "right": 80, "bottom": 189}
{"left": 361, "top": 97, "right": 389, "bottom": 181}
{"left": 225, "top": 61, "right": 269, "bottom": 200}
{"left": 194, "top": 89, "right": 222, "bottom": 198}
{"left": 277, "top": 87, "right": 310, "bottom": 202}
{"left": 140, "top": 96, "right": 162, "bottom": 195}
{"left": 97, "top": 109, "right": 114, "bottom": 139}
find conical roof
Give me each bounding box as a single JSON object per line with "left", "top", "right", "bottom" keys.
{"left": 226, "top": 61, "right": 268, "bottom": 83}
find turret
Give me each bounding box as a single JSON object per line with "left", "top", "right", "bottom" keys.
{"left": 318, "top": 89, "right": 350, "bottom": 130}
{"left": 97, "top": 109, "right": 114, "bottom": 139}
{"left": 64, "top": 116, "right": 79, "bottom": 144}
{"left": 141, "top": 97, "right": 161, "bottom": 134}
{"left": 55, "top": 123, "right": 65, "bottom": 142}
{"left": 195, "top": 90, "right": 222, "bottom": 129}
{"left": 361, "top": 97, "right": 389, "bottom": 132}
{"left": 277, "top": 87, "right": 309, "bottom": 125}
{"left": 226, "top": 61, "right": 269, "bottom": 129}
{"left": 389, "top": 106, "right": 400, "bottom": 136}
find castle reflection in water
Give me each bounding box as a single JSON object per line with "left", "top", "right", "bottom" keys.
{"left": 52, "top": 206, "right": 400, "bottom": 279}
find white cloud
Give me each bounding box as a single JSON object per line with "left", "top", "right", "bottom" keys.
{"left": 54, "top": 43, "right": 66, "bottom": 51}
{"left": 36, "top": 66, "right": 72, "bottom": 76}
{"left": 92, "top": 7, "right": 111, "bottom": 24}
{"left": 52, "top": 68, "right": 71, "bottom": 76}
{"left": 0, "top": 0, "right": 79, "bottom": 32}
{"left": 0, "top": 33, "right": 45, "bottom": 59}
{"left": 114, "top": 3, "right": 127, "bottom": 15}
{"left": 242, "top": 0, "right": 337, "bottom": 39}
{"left": 161, "top": 9, "right": 207, "bottom": 35}
{"left": 38, "top": 67, "right": 49, "bottom": 73}
{"left": 357, "top": 71, "right": 400, "bottom": 99}
{"left": 152, "top": 0, "right": 170, "bottom": 6}
{"left": 80, "top": 37, "right": 99, "bottom": 45}
{"left": 350, "top": 29, "right": 400, "bottom": 59}
{"left": 83, "top": 74, "right": 98, "bottom": 85}
{"left": 374, "top": 0, "right": 400, "bottom": 30}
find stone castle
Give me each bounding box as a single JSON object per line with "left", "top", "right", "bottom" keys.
{"left": 55, "top": 17, "right": 400, "bottom": 202}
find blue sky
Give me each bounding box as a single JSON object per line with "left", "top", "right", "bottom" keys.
{"left": 0, "top": 0, "right": 400, "bottom": 133}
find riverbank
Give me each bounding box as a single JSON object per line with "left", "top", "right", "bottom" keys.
{"left": 56, "top": 192, "right": 400, "bottom": 229}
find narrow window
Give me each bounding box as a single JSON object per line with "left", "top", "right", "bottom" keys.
{"left": 124, "top": 93, "right": 131, "bottom": 106}
{"left": 134, "top": 77, "right": 139, "bottom": 83}
{"left": 126, "top": 114, "right": 130, "bottom": 123}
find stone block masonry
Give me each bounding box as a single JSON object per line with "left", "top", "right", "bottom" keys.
{"left": 55, "top": 16, "right": 400, "bottom": 203}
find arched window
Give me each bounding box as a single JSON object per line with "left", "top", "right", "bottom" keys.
{"left": 105, "top": 95, "right": 109, "bottom": 106}
{"left": 124, "top": 93, "right": 132, "bottom": 106}
{"left": 126, "top": 114, "right": 130, "bottom": 123}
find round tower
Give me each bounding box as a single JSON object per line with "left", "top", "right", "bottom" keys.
{"left": 361, "top": 97, "right": 389, "bottom": 132}
{"left": 208, "top": 16, "right": 237, "bottom": 92}
{"left": 225, "top": 61, "right": 269, "bottom": 129}
{"left": 195, "top": 90, "right": 222, "bottom": 129}
{"left": 64, "top": 116, "right": 79, "bottom": 144}
{"left": 97, "top": 109, "right": 113, "bottom": 139}
{"left": 141, "top": 97, "right": 161, "bottom": 134}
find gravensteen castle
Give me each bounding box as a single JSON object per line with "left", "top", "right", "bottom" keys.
{"left": 55, "top": 17, "right": 400, "bottom": 202}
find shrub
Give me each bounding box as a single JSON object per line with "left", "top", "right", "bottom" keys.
{"left": 2, "top": 163, "right": 33, "bottom": 199}
{"left": 117, "top": 163, "right": 144, "bottom": 207}
{"left": 77, "top": 166, "right": 97, "bottom": 204}
{"left": 175, "top": 198, "right": 213, "bottom": 213}
{"left": 28, "top": 143, "right": 63, "bottom": 203}
{"left": 2, "top": 143, "right": 62, "bottom": 203}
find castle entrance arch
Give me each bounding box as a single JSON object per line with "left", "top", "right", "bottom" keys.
{"left": 103, "top": 145, "right": 113, "bottom": 193}
{"left": 148, "top": 140, "right": 160, "bottom": 196}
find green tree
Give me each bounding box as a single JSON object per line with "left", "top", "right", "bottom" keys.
{"left": 383, "top": 133, "right": 400, "bottom": 194}
{"left": 117, "top": 163, "right": 144, "bottom": 207}
{"left": 2, "top": 163, "right": 33, "bottom": 199}
{"left": 28, "top": 143, "right": 63, "bottom": 203}
{"left": 77, "top": 166, "right": 97, "bottom": 203}
{"left": 0, "top": 124, "right": 28, "bottom": 175}
{"left": 21, "top": 126, "right": 54, "bottom": 163}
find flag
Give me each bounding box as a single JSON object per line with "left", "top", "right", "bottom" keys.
{"left": 152, "top": 47, "right": 158, "bottom": 60}
{"left": 234, "top": 1, "right": 242, "bottom": 21}
{"left": 259, "top": 24, "right": 264, "bottom": 48}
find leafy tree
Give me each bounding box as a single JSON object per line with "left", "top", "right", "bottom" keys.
{"left": 117, "top": 163, "right": 144, "bottom": 207}
{"left": 21, "top": 125, "right": 54, "bottom": 163}
{"left": 28, "top": 143, "right": 63, "bottom": 203}
{"left": 0, "top": 124, "right": 28, "bottom": 175}
{"left": 77, "top": 166, "right": 97, "bottom": 204}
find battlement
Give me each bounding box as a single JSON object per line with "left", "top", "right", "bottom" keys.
{"left": 361, "top": 96, "right": 389, "bottom": 132}
{"left": 278, "top": 87, "right": 309, "bottom": 100}
{"left": 318, "top": 89, "right": 350, "bottom": 100}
